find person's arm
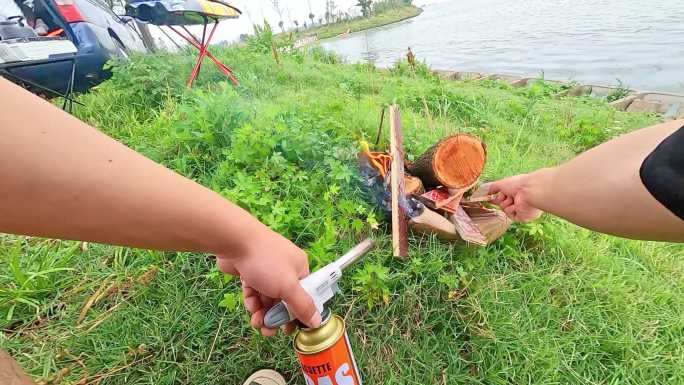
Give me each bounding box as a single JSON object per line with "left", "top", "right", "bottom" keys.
{"left": 0, "top": 78, "right": 320, "bottom": 334}
{"left": 486, "top": 119, "right": 684, "bottom": 242}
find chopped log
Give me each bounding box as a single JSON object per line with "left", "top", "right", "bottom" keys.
{"left": 389, "top": 105, "right": 409, "bottom": 258}
{"left": 450, "top": 206, "right": 488, "bottom": 246}
{"left": 405, "top": 175, "right": 424, "bottom": 196}
{"left": 408, "top": 206, "right": 460, "bottom": 241}
{"left": 408, "top": 134, "right": 486, "bottom": 188}
{"left": 468, "top": 209, "right": 511, "bottom": 244}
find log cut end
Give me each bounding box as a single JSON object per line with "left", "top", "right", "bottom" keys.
{"left": 405, "top": 175, "right": 424, "bottom": 196}
{"left": 432, "top": 135, "right": 486, "bottom": 188}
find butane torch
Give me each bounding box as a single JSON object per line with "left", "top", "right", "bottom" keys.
{"left": 263, "top": 238, "right": 375, "bottom": 328}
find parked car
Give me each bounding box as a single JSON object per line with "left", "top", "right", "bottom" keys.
{"left": 0, "top": 0, "right": 148, "bottom": 95}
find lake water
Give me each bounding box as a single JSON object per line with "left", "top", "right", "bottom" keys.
{"left": 321, "top": 0, "right": 684, "bottom": 93}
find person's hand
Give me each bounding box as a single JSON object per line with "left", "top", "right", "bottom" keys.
{"left": 484, "top": 173, "right": 544, "bottom": 222}
{"left": 215, "top": 228, "right": 321, "bottom": 336}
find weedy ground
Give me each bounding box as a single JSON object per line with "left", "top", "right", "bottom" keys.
{"left": 1, "top": 38, "right": 683, "bottom": 385}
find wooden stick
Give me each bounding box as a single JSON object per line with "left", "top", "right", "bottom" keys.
{"left": 389, "top": 105, "right": 409, "bottom": 258}
{"left": 206, "top": 316, "right": 224, "bottom": 363}
{"left": 408, "top": 207, "right": 460, "bottom": 241}
{"left": 374, "top": 107, "right": 385, "bottom": 148}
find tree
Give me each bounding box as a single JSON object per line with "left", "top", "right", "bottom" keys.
{"left": 285, "top": 5, "right": 294, "bottom": 30}
{"left": 356, "top": 0, "right": 372, "bottom": 17}
{"left": 293, "top": 20, "right": 299, "bottom": 31}
{"left": 268, "top": 0, "right": 285, "bottom": 32}
{"left": 325, "top": 0, "right": 337, "bottom": 23}
{"left": 306, "top": 0, "right": 315, "bottom": 26}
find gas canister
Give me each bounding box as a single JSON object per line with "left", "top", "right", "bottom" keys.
{"left": 294, "top": 309, "right": 361, "bottom": 385}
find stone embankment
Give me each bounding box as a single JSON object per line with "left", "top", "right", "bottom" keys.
{"left": 433, "top": 70, "right": 684, "bottom": 119}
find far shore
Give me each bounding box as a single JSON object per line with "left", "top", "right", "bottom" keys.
{"left": 281, "top": 5, "right": 423, "bottom": 44}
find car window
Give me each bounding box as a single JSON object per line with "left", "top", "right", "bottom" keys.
{"left": 0, "top": 0, "right": 23, "bottom": 19}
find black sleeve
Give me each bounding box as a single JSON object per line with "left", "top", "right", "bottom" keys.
{"left": 639, "top": 124, "right": 684, "bottom": 221}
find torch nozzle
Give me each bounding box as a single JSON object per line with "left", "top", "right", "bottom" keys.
{"left": 336, "top": 238, "right": 376, "bottom": 270}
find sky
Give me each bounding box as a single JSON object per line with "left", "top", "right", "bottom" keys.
{"left": 153, "top": 0, "right": 364, "bottom": 48}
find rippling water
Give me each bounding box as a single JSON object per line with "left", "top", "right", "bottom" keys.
{"left": 321, "top": 0, "right": 684, "bottom": 93}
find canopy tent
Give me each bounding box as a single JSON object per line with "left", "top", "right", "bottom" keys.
{"left": 125, "top": 0, "right": 240, "bottom": 26}
{"left": 126, "top": 0, "right": 240, "bottom": 87}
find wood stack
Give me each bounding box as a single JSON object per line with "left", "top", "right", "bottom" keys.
{"left": 359, "top": 105, "right": 511, "bottom": 257}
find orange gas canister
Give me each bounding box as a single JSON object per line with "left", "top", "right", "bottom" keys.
{"left": 294, "top": 310, "right": 361, "bottom": 385}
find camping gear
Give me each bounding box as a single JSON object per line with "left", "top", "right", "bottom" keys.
{"left": 126, "top": 0, "right": 240, "bottom": 87}
{"left": 294, "top": 309, "right": 362, "bottom": 385}
{"left": 264, "top": 239, "right": 375, "bottom": 329}
{"left": 266, "top": 241, "right": 373, "bottom": 385}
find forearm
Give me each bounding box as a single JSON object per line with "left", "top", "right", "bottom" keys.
{"left": 523, "top": 120, "right": 684, "bottom": 241}
{"left": 0, "top": 78, "right": 267, "bottom": 257}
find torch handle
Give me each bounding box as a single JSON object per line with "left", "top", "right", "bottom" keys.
{"left": 263, "top": 238, "right": 375, "bottom": 329}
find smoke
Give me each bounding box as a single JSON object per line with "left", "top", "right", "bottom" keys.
{"left": 358, "top": 154, "right": 424, "bottom": 219}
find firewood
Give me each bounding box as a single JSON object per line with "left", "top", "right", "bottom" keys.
{"left": 408, "top": 134, "right": 486, "bottom": 188}
{"left": 408, "top": 206, "right": 460, "bottom": 241}
{"left": 389, "top": 105, "right": 409, "bottom": 258}
{"left": 417, "top": 187, "right": 463, "bottom": 214}
{"left": 463, "top": 183, "right": 499, "bottom": 203}
{"left": 468, "top": 209, "right": 511, "bottom": 244}
{"left": 405, "top": 175, "right": 424, "bottom": 196}
{"left": 449, "top": 206, "right": 488, "bottom": 246}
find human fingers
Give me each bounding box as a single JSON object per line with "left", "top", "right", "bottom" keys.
{"left": 504, "top": 205, "right": 517, "bottom": 219}
{"left": 491, "top": 192, "right": 508, "bottom": 205}
{"left": 482, "top": 181, "right": 500, "bottom": 195}
{"left": 280, "top": 281, "right": 321, "bottom": 328}
{"left": 216, "top": 257, "right": 238, "bottom": 275}
{"left": 242, "top": 285, "right": 261, "bottom": 314}
{"left": 250, "top": 308, "right": 266, "bottom": 329}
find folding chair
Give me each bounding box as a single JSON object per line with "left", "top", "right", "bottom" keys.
{"left": 126, "top": 0, "right": 240, "bottom": 88}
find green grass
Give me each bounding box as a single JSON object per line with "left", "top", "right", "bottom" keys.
{"left": 2, "top": 43, "right": 683, "bottom": 385}
{"left": 280, "top": 5, "right": 422, "bottom": 42}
